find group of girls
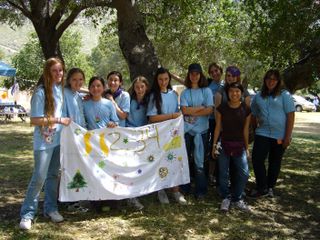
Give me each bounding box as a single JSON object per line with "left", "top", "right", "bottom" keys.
{"left": 19, "top": 57, "right": 295, "bottom": 230}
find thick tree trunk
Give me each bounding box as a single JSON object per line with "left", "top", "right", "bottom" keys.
{"left": 30, "top": 18, "right": 63, "bottom": 61}
{"left": 113, "top": 0, "right": 160, "bottom": 83}
{"left": 283, "top": 41, "right": 320, "bottom": 93}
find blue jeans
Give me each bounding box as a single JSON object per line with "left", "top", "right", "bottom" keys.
{"left": 182, "top": 132, "right": 208, "bottom": 197}
{"left": 252, "top": 135, "right": 285, "bottom": 192}
{"left": 20, "top": 145, "right": 61, "bottom": 220}
{"left": 218, "top": 148, "right": 249, "bottom": 201}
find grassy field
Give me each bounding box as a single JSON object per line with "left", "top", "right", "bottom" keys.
{"left": 0, "top": 113, "right": 319, "bottom": 239}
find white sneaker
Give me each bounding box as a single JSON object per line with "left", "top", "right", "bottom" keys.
{"left": 19, "top": 218, "right": 32, "bottom": 230}
{"left": 173, "top": 192, "right": 187, "bottom": 205}
{"left": 45, "top": 211, "right": 64, "bottom": 223}
{"left": 220, "top": 198, "right": 231, "bottom": 211}
{"left": 268, "top": 188, "right": 274, "bottom": 198}
{"left": 127, "top": 198, "right": 144, "bottom": 210}
{"left": 233, "top": 200, "right": 251, "bottom": 212}
{"left": 158, "top": 190, "right": 169, "bottom": 204}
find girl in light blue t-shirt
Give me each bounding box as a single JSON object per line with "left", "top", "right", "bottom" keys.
{"left": 125, "top": 76, "right": 150, "bottom": 210}
{"left": 104, "top": 71, "right": 130, "bottom": 127}
{"left": 147, "top": 67, "right": 187, "bottom": 205}
{"left": 63, "top": 68, "right": 86, "bottom": 128}
{"left": 19, "top": 58, "right": 71, "bottom": 230}
{"left": 83, "top": 76, "right": 118, "bottom": 130}
{"left": 180, "top": 63, "right": 213, "bottom": 199}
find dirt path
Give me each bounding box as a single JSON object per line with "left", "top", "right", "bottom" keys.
{"left": 294, "top": 112, "right": 320, "bottom": 136}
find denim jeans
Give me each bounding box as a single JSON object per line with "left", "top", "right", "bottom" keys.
{"left": 252, "top": 135, "right": 285, "bottom": 192}
{"left": 218, "top": 148, "right": 249, "bottom": 201}
{"left": 182, "top": 132, "right": 208, "bottom": 197}
{"left": 20, "top": 145, "right": 61, "bottom": 220}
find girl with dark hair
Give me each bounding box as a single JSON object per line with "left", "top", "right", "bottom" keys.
{"left": 250, "top": 69, "right": 295, "bottom": 198}
{"left": 212, "top": 82, "right": 251, "bottom": 212}
{"left": 20, "top": 58, "right": 71, "bottom": 230}
{"left": 105, "top": 71, "right": 130, "bottom": 127}
{"left": 215, "top": 66, "right": 251, "bottom": 108}
{"left": 84, "top": 76, "right": 118, "bottom": 130}
{"left": 180, "top": 63, "right": 213, "bottom": 199}
{"left": 207, "top": 62, "right": 223, "bottom": 186}
{"left": 147, "top": 67, "right": 187, "bottom": 205}
{"left": 63, "top": 68, "right": 86, "bottom": 128}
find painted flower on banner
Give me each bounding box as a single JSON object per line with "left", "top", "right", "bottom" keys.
{"left": 98, "top": 161, "right": 106, "bottom": 169}
{"left": 74, "top": 128, "right": 82, "bottom": 135}
{"left": 170, "top": 128, "right": 179, "bottom": 137}
{"left": 167, "top": 152, "right": 176, "bottom": 162}
{"left": 159, "top": 167, "right": 168, "bottom": 178}
{"left": 147, "top": 155, "right": 155, "bottom": 162}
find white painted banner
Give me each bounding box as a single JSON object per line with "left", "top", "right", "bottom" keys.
{"left": 59, "top": 116, "right": 190, "bottom": 201}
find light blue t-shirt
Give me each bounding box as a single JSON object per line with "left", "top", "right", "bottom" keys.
{"left": 251, "top": 90, "right": 295, "bottom": 140}
{"left": 180, "top": 87, "right": 213, "bottom": 133}
{"left": 147, "top": 90, "right": 179, "bottom": 116}
{"left": 126, "top": 99, "right": 148, "bottom": 127}
{"left": 208, "top": 81, "right": 221, "bottom": 119}
{"left": 114, "top": 91, "right": 130, "bottom": 127}
{"left": 63, "top": 88, "right": 86, "bottom": 128}
{"left": 83, "top": 98, "right": 119, "bottom": 130}
{"left": 31, "top": 84, "right": 64, "bottom": 150}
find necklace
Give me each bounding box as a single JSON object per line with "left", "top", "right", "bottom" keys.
{"left": 93, "top": 100, "right": 102, "bottom": 123}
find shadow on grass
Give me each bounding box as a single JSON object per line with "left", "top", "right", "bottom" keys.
{"left": 0, "top": 125, "right": 319, "bottom": 239}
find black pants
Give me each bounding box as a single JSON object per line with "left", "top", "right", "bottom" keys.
{"left": 252, "top": 135, "right": 285, "bottom": 192}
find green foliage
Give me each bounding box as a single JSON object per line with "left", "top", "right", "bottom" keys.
{"left": 243, "top": 0, "right": 320, "bottom": 69}
{"left": 10, "top": 30, "right": 94, "bottom": 90}
{"left": 89, "top": 31, "right": 130, "bottom": 88}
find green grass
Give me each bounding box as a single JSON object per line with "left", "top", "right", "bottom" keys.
{"left": 0, "top": 120, "right": 319, "bottom": 239}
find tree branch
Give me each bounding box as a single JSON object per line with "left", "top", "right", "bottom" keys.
{"left": 6, "top": 0, "right": 31, "bottom": 18}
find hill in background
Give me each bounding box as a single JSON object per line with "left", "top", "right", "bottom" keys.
{"left": 0, "top": 18, "right": 101, "bottom": 62}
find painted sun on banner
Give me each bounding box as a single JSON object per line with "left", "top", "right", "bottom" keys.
{"left": 59, "top": 116, "right": 190, "bottom": 201}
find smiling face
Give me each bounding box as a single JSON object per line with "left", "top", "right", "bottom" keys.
{"left": 228, "top": 87, "right": 242, "bottom": 103}
{"left": 157, "top": 72, "right": 170, "bottom": 92}
{"left": 107, "top": 74, "right": 121, "bottom": 93}
{"left": 89, "top": 79, "right": 105, "bottom": 100}
{"left": 134, "top": 80, "right": 147, "bottom": 100}
{"left": 69, "top": 72, "right": 84, "bottom": 92}
{"left": 209, "top": 66, "right": 222, "bottom": 82}
{"left": 225, "top": 71, "right": 238, "bottom": 85}
{"left": 189, "top": 71, "right": 200, "bottom": 87}
{"left": 50, "top": 63, "right": 64, "bottom": 84}
{"left": 265, "top": 74, "right": 279, "bottom": 92}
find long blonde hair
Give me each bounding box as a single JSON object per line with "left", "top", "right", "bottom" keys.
{"left": 36, "top": 57, "right": 65, "bottom": 117}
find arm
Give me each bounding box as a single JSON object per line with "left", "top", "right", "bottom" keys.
{"left": 105, "top": 94, "right": 128, "bottom": 120}
{"left": 283, "top": 112, "right": 295, "bottom": 148}
{"left": 181, "top": 106, "right": 213, "bottom": 116}
{"left": 30, "top": 116, "right": 71, "bottom": 126}
{"left": 212, "top": 111, "right": 222, "bottom": 158}
{"left": 149, "top": 112, "right": 181, "bottom": 123}
{"left": 244, "top": 95, "right": 251, "bottom": 107}
{"left": 170, "top": 72, "right": 185, "bottom": 85}
{"left": 214, "top": 92, "right": 222, "bottom": 119}
{"left": 243, "top": 113, "right": 251, "bottom": 156}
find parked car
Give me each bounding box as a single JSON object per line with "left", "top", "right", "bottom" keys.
{"left": 292, "top": 95, "right": 316, "bottom": 112}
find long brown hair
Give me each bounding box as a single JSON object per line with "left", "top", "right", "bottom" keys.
{"left": 261, "top": 69, "right": 283, "bottom": 98}
{"left": 128, "top": 76, "right": 150, "bottom": 107}
{"left": 37, "top": 58, "right": 65, "bottom": 117}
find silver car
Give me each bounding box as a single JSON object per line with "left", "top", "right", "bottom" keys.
{"left": 292, "top": 95, "right": 316, "bottom": 112}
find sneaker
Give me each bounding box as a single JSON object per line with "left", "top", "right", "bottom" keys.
{"left": 19, "top": 218, "right": 32, "bottom": 230}
{"left": 233, "top": 200, "right": 251, "bottom": 212}
{"left": 248, "top": 189, "right": 268, "bottom": 198}
{"left": 158, "top": 190, "right": 169, "bottom": 204}
{"left": 127, "top": 198, "right": 144, "bottom": 210}
{"left": 220, "top": 198, "right": 231, "bottom": 211}
{"left": 44, "top": 211, "right": 64, "bottom": 223}
{"left": 173, "top": 191, "right": 187, "bottom": 205}
{"left": 267, "top": 188, "right": 274, "bottom": 198}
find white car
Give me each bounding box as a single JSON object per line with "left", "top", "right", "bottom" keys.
{"left": 292, "top": 95, "right": 316, "bottom": 112}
